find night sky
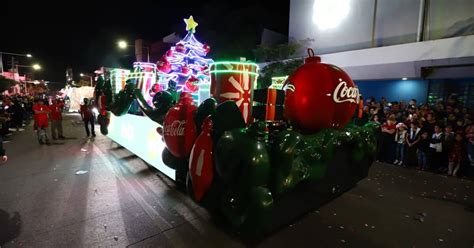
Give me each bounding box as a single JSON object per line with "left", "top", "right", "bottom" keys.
{"left": 1, "top": 0, "right": 289, "bottom": 84}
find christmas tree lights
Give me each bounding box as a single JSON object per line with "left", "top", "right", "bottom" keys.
{"left": 157, "top": 16, "right": 214, "bottom": 103}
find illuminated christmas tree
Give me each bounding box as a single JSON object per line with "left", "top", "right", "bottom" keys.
{"left": 156, "top": 16, "right": 214, "bottom": 103}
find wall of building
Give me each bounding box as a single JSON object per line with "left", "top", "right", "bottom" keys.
{"left": 289, "top": 0, "right": 474, "bottom": 56}
{"left": 356, "top": 79, "right": 429, "bottom": 104}
{"left": 356, "top": 78, "right": 474, "bottom": 109}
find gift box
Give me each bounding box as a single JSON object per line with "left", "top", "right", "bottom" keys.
{"left": 210, "top": 62, "right": 259, "bottom": 124}
{"left": 252, "top": 88, "right": 285, "bottom": 121}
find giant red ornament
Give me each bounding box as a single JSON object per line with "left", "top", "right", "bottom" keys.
{"left": 284, "top": 49, "right": 359, "bottom": 133}
{"left": 163, "top": 92, "right": 198, "bottom": 158}
{"left": 188, "top": 117, "right": 214, "bottom": 201}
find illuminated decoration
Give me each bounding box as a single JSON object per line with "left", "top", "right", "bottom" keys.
{"left": 127, "top": 62, "right": 157, "bottom": 106}
{"left": 107, "top": 114, "right": 175, "bottom": 179}
{"left": 270, "top": 76, "right": 288, "bottom": 90}
{"left": 98, "top": 45, "right": 379, "bottom": 235}
{"left": 312, "top": 0, "right": 350, "bottom": 30}
{"left": 184, "top": 15, "right": 199, "bottom": 33}
{"left": 110, "top": 68, "right": 130, "bottom": 95}
{"left": 210, "top": 61, "right": 259, "bottom": 123}
{"left": 157, "top": 15, "right": 213, "bottom": 104}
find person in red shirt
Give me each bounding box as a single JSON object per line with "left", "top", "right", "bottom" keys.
{"left": 32, "top": 99, "right": 50, "bottom": 144}
{"left": 80, "top": 98, "right": 96, "bottom": 137}
{"left": 50, "top": 99, "right": 65, "bottom": 140}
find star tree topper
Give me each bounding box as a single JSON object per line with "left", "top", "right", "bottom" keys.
{"left": 184, "top": 15, "right": 199, "bottom": 33}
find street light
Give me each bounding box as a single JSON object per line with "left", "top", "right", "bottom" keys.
{"left": 117, "top": 40, "right": 128, "bottom": 49}
{"left": 80, "top": 73, "right": 93, "bottom": 87}
{"left": 117, "top": 39, "right": 150, "bottom": 62}
{"left": 15, "top": 63, "right": 42, "bottom": 70}
{"left": 0, "top": 51, "right": 33, "bottom": 73}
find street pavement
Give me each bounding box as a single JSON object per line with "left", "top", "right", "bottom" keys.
{"left": 0, "top": 113, "right": 473, "bottom": 248}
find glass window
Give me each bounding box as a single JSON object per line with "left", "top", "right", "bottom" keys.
{"left": 427, "top": 0, "right": 474, "bottom": 40}
{"left": 290, "top": 0, "right": 375, "bottom": 55}
{"left": 374, "top": 0, "right": 419, "bottom": 46}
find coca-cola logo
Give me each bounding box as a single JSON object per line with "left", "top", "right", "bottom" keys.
{"left": 333, "top": 78, "right": 359, "bottom": 104}
{"left": 164, "top": 120, "right": 186, "bottom": 136}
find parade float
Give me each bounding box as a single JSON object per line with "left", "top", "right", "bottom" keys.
{"left": 94, "top": 16, "right": 379, "bottom": 235}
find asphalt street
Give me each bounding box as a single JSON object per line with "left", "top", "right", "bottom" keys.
{"left": 0, "top": 113, "right": 473, "bottom": 248}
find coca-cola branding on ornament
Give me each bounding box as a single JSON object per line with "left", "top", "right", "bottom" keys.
{"left": 333, "top": 78, "right": 360, "bottom": 104}
{"left": 164, "top": 120, "right": 186, "bottom": 136}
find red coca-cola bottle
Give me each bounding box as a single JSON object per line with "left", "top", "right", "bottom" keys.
{"left": 163, "top": 92, "right": 198, "bottom": 158}
{"left": 188, "top": 117, "right": 214, "bottom": 201}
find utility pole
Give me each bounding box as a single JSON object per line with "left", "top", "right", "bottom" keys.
{"left": 0, "top": 53, "right": 3, "bottom": 74}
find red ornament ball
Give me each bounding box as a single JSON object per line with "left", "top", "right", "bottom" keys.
{"left": 176, "top": 43, "right": 186, "bottom": 53}
{"left": 157, "top": 56, "right": 171, "bottom": 73}
{"left": 284, "top": 50, "right": 359, "bottom": 133}
{"left": 185, "top": 76, "right": 199, "bottom": 92}
{"left": 181, "top": 65, "right": 190, "bottom": 74}
{"left": 203, "top": 43, "right": 211, "bottom": 54}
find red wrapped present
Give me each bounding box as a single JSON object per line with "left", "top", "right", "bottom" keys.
{"left": 210, "top": 62, "right": 259, "bottom": 124}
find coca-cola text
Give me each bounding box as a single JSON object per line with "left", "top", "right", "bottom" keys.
{"left": 333, "top": 79, "right": 359, "bottom": 104}
{"left": 164, "top": 120, "right": 186, "bottom": 136}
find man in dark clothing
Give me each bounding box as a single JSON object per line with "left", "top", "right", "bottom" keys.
{"left": 7, "top": 100, "right": 25, "bottom": 131}
{"left": 423, "top": 113, "right": 437, "bottom": 136}
{"left": 80, "top": 98, "right": 96, "bottom": 137}
{"left": 418, "top": 132, "right": 430, "bottom": 170}
{"left": 442, "top": 125, "right": 455, "bottom": 173}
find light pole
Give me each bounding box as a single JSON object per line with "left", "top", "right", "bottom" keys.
{"left": 80, "top": 73, "right": 93, "bottom": 87}
{"left": 0, "top": 52, "right": 33, "bottom": 73}
{"left": 117, "top": 40, "right": 150, "bottom": 63}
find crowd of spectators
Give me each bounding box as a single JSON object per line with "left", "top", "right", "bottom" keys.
{"left": 358, "top": 95, "right": 474, "bottom": 177}
{"left": 0, "top": 95, "right": 35, "bottom": 141}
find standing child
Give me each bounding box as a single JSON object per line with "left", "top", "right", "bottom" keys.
{"left": 405, "top": 121, "right": 421, "bottom": 167}
{"left": 448, "top": 133, "right": 465, "bottom": 176}
{"left": 394, "top": 123, "right": 407, "bottom": 166}
{"left": 429, "top": 124, "right": 444, "bottom": 171}
{"left": 418, "top": 132, "right": 430, "bottom": 170}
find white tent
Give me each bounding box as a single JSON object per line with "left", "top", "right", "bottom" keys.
{"left": 66, "top": 86, "right": 94, "bottom": 112}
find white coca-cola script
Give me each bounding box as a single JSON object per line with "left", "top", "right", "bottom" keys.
{"left": 333, "top": 79, "right": 360, "bottom": 104}
{"left": 164, "top": 120, "right": 186, "bottom": 136}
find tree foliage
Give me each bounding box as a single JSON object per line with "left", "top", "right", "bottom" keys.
{"left": 253, "top": 38, "right": 314, "bottom": 62}
{"left": 258, "top": 59, "right": 304, "bottom": 88}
